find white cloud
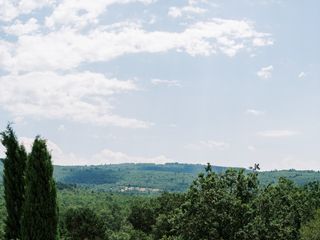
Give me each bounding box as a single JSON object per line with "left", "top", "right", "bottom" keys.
{"left": 19, "top": 137, "right": 81, "bottom": 165}
{"left": 92, "top": 149, "right": 172, "bottom": 165}
{"left": 0, "top": 0, "right": 19, "bottom": 22}
{"left": 168, "top": 0, "right": 215, "bottom": 18}
{"left": 246, "top": 109, "right": 265, "bottom": 116}
{"left": 252, "top": 37, "right": 273, "bottom": 46}
{"left": 0, "top": 0, "right": 155, "bottom": 23}
{"left": 0, "top": 41, "right": 12, "bottom": 72}
{"left": 0, "top": 71, "right": 151, "bottom": 128}
{"left": 18, "top": 136, "right": 172, "bottom": 165}
{"left": 3, "top": 18, "right": 39, "bottom": 36}
{"left": 257, "top": 65, "right": 273, "bottom": 79}
{"left": 57, "top": 124, "right": 65, "bottom": 131}
{"left": 277, "top": 155, "right": 320, "bottom": 170}
{"left": 151, "top": 79, "right": 181, "bottom": 87}
{"left": 248, "top": 145, "right": 256, "bottom": 151}
{"left": 0, "top": 0, "right": 55, "bottom": 22}
{"left": 298, "top": 72, "right": 306, "bottom": 79}
{"left": 168, "top": 6, "right": 207, "bottom": 18}
{"left": 186, "top": 140, "right": 229, "bottom": 151}
{"left": 258, "top": 130, "right": 299, "bottom": 138}
{"left": 45, "top": 0, "right": 156, "bottom": 29}
{"left": 1, "top": 18, "right": 272, "bottom": 73}
{"left": 169, "top": 123, "right": 177, "bottom": 128}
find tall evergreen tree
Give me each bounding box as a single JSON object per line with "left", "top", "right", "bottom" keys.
{"left": 1, "top": 125, "right": 27, "bottom": 240}
{"left": 21, "top": 137, "right": 58, "bottom": 240}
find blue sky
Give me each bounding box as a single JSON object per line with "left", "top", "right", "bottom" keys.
{"left": 0, "top": 0, "right": 319, "bottom": 170}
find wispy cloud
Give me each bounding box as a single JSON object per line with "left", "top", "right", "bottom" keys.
{"left": 17, "top": 137, "right": 173, "bottom": 165}
{"left": 0, "top": 0, "right": 54, "bottom": 22}
{"left": 246, "top": 109, "right": 265, "bottom": 116}
{"left": 168, "top": 0, "right": 217, "bottom": 18}
{"left": 92, "top": 149, "right": 172, "bottom": 165}
{"left": 258, "top": 130, "right": 299, "bottom": 138}
{"left": 57, "top": 125, "right": 66, "bottom": 132}
{"left": 0, "top": 71, "right": 151, "bottom": 128}
{"left": 186, "top": 140, "right": 229, "bottom": 151}
{"left": 248, "top": 145, "right": 256, "bottom": 151}
{"left": 3, "top": 18, "right": 39, "bottom": 36}
{"left": 45, "top": 0, "right": 156, "bottom": 30}
{"left": 0, "top": 19, "right": 272, "bottom": 73}
{"left": 168, "top": 5, "right": 207, "bottom": 18}
{"left": 151, "top": 79, "right": 181, "bottom": 87}
{"left": 257, "top": 65, "right": 273, "bottom": 79}
{"left": 0, "top": 0, "right": 272, "bottom": 130}
{"left": 298, "top": 72, "right": 307, "bottom": 79}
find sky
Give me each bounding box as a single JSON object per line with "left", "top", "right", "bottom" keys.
{"left": 0, "top": 0, "right": 319, "bottom": 170}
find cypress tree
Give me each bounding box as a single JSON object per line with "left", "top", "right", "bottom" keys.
{"left": 1, "top": 125, "right": 27, "bottom": 240}
{"left": 21, "top": 136, "right": 58, "bottom": 240}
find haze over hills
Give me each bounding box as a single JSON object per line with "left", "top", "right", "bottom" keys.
{"left": 1, "top": 160, "right": 320, "bottom": 193}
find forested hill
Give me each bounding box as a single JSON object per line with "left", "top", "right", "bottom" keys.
{"left": 1, "top": 161, "right": 320, "bottom": 192}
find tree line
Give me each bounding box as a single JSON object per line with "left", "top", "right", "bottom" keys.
{"left": 1, "top": 125, "right": 320, "bottom": 239}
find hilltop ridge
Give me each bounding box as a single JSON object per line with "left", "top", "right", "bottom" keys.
{"left": 1, "top": 161, "right": 320, "bottom": 193}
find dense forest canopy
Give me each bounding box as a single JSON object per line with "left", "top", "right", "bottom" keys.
{"left": 1, "top": 164, "right": 320, "bottom": 239}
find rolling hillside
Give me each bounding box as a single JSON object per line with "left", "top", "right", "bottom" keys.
{"left": 1, "top": 160, "right": 320, "bottom": 192}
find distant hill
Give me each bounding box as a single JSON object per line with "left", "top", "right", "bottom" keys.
{"left": 1, "top": 161, "right": 320, "bottom": 192}
{"left": 53, "top": 163, "right": 217, "bottom": 192}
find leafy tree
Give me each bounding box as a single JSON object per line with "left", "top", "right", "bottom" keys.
{"left": 154, "top": 192, "right": 185, "bottom": 215}
{"left": 302, "top": 182, "right": 320, "bottom": 221}
{"left": 21, "top": 137, "right": 58, "bottom": 240}
{"left": 152, "top": 193, "right": 185, "bottom": 240}
{"left": 108, "top": 231, "right": 130, "bottom": 240}
{"left": 247, "top": 178, "right": 304, "bottom": 240}
{"left": 102, "top": 200, "right": 123, "bottom": 232}
{"left": 153, "top": 213, "right": 175, "bottom": 240}
{"left": 300, "top": 209, "right": 320, "bottom": 240}
{"left": 128, "top": 200, "right": 156, "bottom": 233}
{"left": 129, "top": 229, "right": 152, "bottom": 240}
{"left": 1, "top": 125, "right": 27, "bottom": 240}
{"left": 172, "top": 165, "right": 259, "bottom": 240}
{"left": 159, "top": 236, "right": 183, "bottom": 240}
{"left": 64, "top": 207, "right": 106, "bottom": 240}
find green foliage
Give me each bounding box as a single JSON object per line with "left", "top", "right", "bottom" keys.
{"left": 258, "top": 169, "right": 320, "bottom": 186}
{"left": 300, "top": 209, "right": 320, "bottom": 240}
{"left": 128, "top": 200, "right": 156, "bottom": 233}
{"left": 172, "top": 168, "right": 259, "bottom": 240}
{"left": 50, "top": 164, "right": 320, "bottom": 193}
{"left": 152, "top": 193, "right": 185, "bottom": 240}
{"left": 1, "top": 125, "right": 27, "bottom": 240}
{"left": 108, "top": 231, "right": 130, "bottom": 240}
{"left": 1, "top": 160, "right": 320, "bottom": 240}
{"left": 54, "top": 163, "right": 200, "bottom": 192}
{"left": 3, "top": 162, "right": 320, "bottom": 192}
{"left": 161, "top": 168, "right": 320, "bottom": 240}
{"left": 0, "top": 185, "right": 5, "bottom": 239}
{"left": 64, "top": 207, "right": 106, "bottom": 240}
{"left": 242, "top": 178, "right": 303, "bottom": 240}
{"left": 153, "top": 192, "right": 185, "bottom": 215}
{"left": 129, "top": 230, "right": 152, "bottom": 240}
{"left": 21, "top": 137, "right": 58, "bottom": 240}
{"left": 63, "top": 168, "right": 120, "bottom": 185}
